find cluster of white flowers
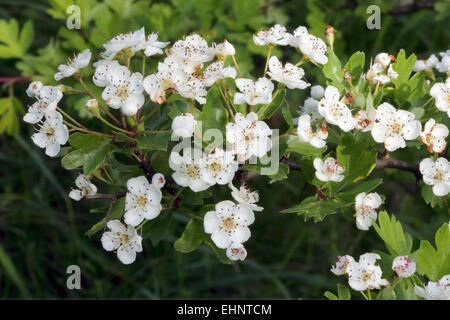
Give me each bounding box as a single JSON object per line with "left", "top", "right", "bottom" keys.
{"left": 331, "top": 253, "right": 390, "bottom": 291}
{"left": 142, "top": 33, "right": 236, "bottom": 105}
{"left": 204, "top": 182, "right": 263, "bottom": 261}
{"left": 414, "top": 49, "right": 450, "bottom": 75}
{"left": 415, "top": 274, "right": 450, "bottom": 300}
{"left": 24, "top": 82, "right": 68, "bottom": 157}
{"left": 364, "top": 53, "right": 398, "bottom": 84}
{"left": 100, "top": 173, "right": 165, "bottom": 264}
{"left": 21, "top": 22, "right": 450, "bottom": 274}
{"left": 169, "top": 148, "right": 238, "bottom": 192}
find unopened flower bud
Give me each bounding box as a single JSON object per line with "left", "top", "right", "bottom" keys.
{"left": 59, "top": 84, "right": 75, "bottom": 94}
{"left": 85, "top": 99, "right": 100, "bottom": 118}
{"left": 343, "top": 68, "right": 351, "bottom": 82}
{"left": 324, "top": 25, "right": 335, "bottom": 48}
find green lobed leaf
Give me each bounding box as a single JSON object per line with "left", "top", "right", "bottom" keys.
{"left": 416, "top": 222, "right": 450, "bottom": 281}
{"left": 373, "top": 211, "right": 413, "bottom": 256}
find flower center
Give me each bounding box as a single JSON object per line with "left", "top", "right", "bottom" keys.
{"left": 45, "top": 127, "right": 56, "bottom": 137}
{"left": 434, "top": 170, "right": 444, "bottom": 182}
{"left": 185, "top": 165, "right": 200, "bottom": 178}
{"left": 116, "top": 85, "right": 129, "bottom": 100}
{"left": 361, "top": 270, "right": 375, "bottom": 283}
{"left": 222, "top": 217, "right": 236, "bottom": 232}
{"left": 330, "top": 104, "right": 344, "bottom": 119}
{"left": 208, "top": 161, "right": 222, "bottom": 174}
{"left": 388, "top": 122, "right": 403, "bottom": 135}
{"left": 120, "top": 233, "right": 130, "bottom": 244}
{"left": 136, "top": 196, "right": 148, "bottom": 209}
{"left": 244, "top": 130, "right": 256, "bottom": 143}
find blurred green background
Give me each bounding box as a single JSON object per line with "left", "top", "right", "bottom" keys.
{"left": 0, "top": 0, "right": 449, "bottom": 299}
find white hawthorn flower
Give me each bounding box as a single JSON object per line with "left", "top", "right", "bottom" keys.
{"left": 169, "top": 34, "right": 213, "bottom": 74}
{"left": 97, "top": 27, "right": 146, "bottom": 64}
{"left": 123, "top": 175, "right": 163, "bottom": 227}
{"left": 202, "top": 61, "right": 236, "bottom": 87}
{"left": 331, "top": 255, "right": 355, "bottom": 276}
{"left": 419, "top": 157, "right": 450, "bottom": 196}
{"left": 141, "top": 32, "right": 169, "bottom": 57}
{"left": 210, "top": 40, "right": 235, "bottom": 56}
{"left": 226, "top": 112, "right": 272, "bottom": 162}
{"left": 346, "top": 253, "right": 390, "bottom": 291}
{"left": 101, "top": 220, "right": 143, "bottom": 265}
{"left": 228, "top": 182, "right": 264, "bottom": 212}
{"left": 430, "top": 78, "right": 450, "bottom": 117}
{"left": 23, "top": 85, "right": 63, "bottom": 124}
{"left": 297, "top": 114, "right": 327, "bottom": 148}
{"left": 226, "top": 242, "right": 247, "bottom": 261}
{"left": 420, "top": 119, "right": 449, "bottom": 153}
{"left": 169, "top": 150, "right": 211, "bottom": 192}
{"left": 313, "top": 157, "right": 345, "bottom": 182}
{"left": 54, "top": 49, "right": 91, "bottom": 81}
{"left": 31, "top": 111, "right": 68, "bottom": 157}
{"left": 253, "top": 24, "right": 292, "bottom": 46}
{"left": 371, "top": 102, "right": 421, "bottom": 152}
{"left": 101, "top": 64, "right": 145, "bottom": 116}
{"left": 374, "top": 53, "right": 394, "bottom": 70}
{"left": 355, "top": 107, "right": 376, "bottom": 132}
{"left": 69, "top": 174, "right": 97, "bottom": 201}
{"left": 234, "top": 78, "right": 274, "bottom": 106}
{"left": 26, "top": 81, "right": 43, "bottom": 98}
{"left": 415, "top": 275, "right": 450, "bottom": 300}
{"left": 437, "top": 51, "right": 450, "bottom": 74}
{"left": 200, "top": 148, "right": 238, "bottom": 185}
{"left": 317, "top": 86, "right": 357, "bottom": 132}
{"left": 267, "top": 56, "right": 310, "bottom": 89}
{"left": 290, "top": 26, "right": 328, "bottom": 65}
{"left": 204, "top": 200, "right": 254, "bottom": 249}
{"left": 176, "top": 76, "right": 207, "bottom": 104}
{"left": 310, "top": 85, "right": 325, "bottom": 100}
{"left": 143, "top": 57, "right": 186, "bottom": 104}
{"left": 354, "top": 192, "right": 382, "bottom": 231}
{"left": 392, "top": 256, "right": 416, "bottom": 278}
{"left": 171, "top": 113, "right": 197, "bottom": 140}
{"left": 414, "top": 54, "right": 439, "bottom": 72}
